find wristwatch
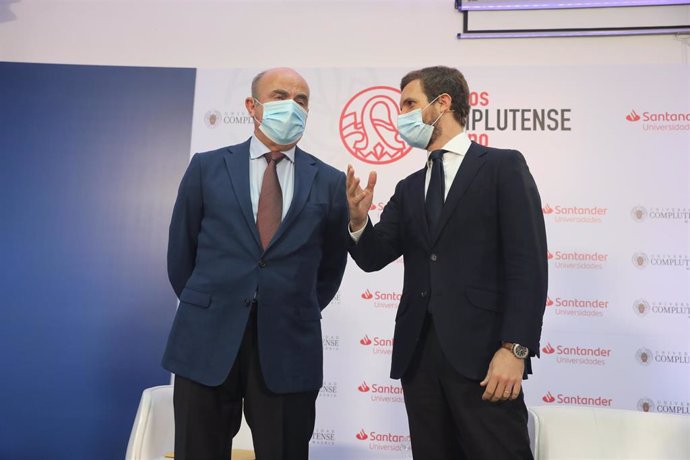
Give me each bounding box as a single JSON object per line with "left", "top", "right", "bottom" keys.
{"left": 502, "top": 342, "right": 529, "bottom": 359}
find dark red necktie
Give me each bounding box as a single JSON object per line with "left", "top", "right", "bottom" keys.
{"left": 257, "top": 151, "right": 285, "bottom": 249}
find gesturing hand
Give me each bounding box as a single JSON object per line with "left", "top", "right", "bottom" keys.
{"left": 346, "top": 165, "right": 377, "bottom": 232}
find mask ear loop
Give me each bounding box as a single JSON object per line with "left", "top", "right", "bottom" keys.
{"left": 422, "top": 94, "right": 441, "bottom": 112}
{"left": 426, "top": 93, "right": 454, "bottom": 126}
{"left": 251, "top": 97, "right": 263, "bottom": 125}
{"left": 430, "top": 111, "right": 445, "bottom": 126}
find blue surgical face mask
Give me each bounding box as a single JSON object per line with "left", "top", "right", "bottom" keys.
{"left": 253, "top": 98, "right": 308, "bottom": 145}
{"left": 396, "top": 95, "right": 445, "bottom": 149}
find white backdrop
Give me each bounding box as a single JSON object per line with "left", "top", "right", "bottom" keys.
{"left": 190, "top": 65, "right": 689, "bottom": 459}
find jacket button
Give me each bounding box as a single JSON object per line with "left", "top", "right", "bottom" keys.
{"left": 420, "top": 290, "right": 427, "bottom": 298}
{"left": 258, "top": 259, "right": 267, "bottom": 268}
{"left": 430, "top": 254, "right": 438, "bottom": 262}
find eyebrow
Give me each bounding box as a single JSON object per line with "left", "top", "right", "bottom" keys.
{"left": 269, "top": 89, "right": 309, "bottom": 103}
{"left": 270, "top": 89, "right": 290, "bottom": 98}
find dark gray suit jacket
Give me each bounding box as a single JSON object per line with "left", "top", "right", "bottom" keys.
{"left": 350, "top": 142, "right": 548, "bottom": 381}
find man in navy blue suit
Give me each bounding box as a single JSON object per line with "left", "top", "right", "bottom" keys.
{"left": 162, "top": 67, "right": 349, "bottom": 460}
{"left": 347, "top": 66, "right": 548, "bottom": 459}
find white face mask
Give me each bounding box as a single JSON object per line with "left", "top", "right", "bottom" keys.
{"left": 254, "top": 98, "right": 308, "bottom": 145}
{"left": 396, "top": 95, "right": 445, "bottom": 149}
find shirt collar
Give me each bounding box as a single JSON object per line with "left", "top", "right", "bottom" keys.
{"left": 426, "top": 131, "right": 471, "bottom": 165}
{"left": 250, "top": 136, "right": 296, "bottom": 163}
{"left": 426, "top": 131, "right": 471, "bottom": 159}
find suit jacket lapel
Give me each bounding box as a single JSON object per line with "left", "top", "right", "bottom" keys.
{"left": 224, "top": 139, "right": 262, "bottom": 250}
{"left": 267, "top": 147, "right": 317, "bottom": 250}
{"left": 408, "top": 169, "right": 431, "bottom": 247}
{"left": 430, "top": 142, "right": 487, "bottom": 245}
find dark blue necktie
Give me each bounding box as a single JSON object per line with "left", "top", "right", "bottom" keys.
{"left": 426, "top": 149, "right": 446, "bottom": 231}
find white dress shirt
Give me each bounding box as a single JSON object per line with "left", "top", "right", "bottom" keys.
{"left": 350, "top": 132, "right": 472, "bottom": 241}
{"left": 250, "top": 136, "right": 295, "bottom": 222}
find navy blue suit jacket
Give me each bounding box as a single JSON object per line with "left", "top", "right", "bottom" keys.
{"left": 349, "top": 142, "right": 548, "bottom": 381}
{"left": 163, "top": 139, "right": 348, "bottom": 393}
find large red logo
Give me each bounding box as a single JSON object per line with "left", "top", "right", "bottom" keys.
{"left": 546, "top": 297, "right": 554, "bottom": 307}
{"left": 360, "top": 335, "right": 372, "bottom": 346}
{"left": 356, "top": 429, "right": 368, "bottom": 440}
{"left": 542, "top": 343, "right": 556, "bottom": 354}
{"left": 542, "top": 391, "right": 556, "bottom": 403}
{"left": 339, "top": 86, "right": 412, "bottom": 165}
{"left": 626, "top": 110, "right": 641, "bottom": 122}
{"left": 542, "top": 204, "right": 554, "bottom": 214}
{"left": 358, "top": 381, "right": 371, "bottom": 392}
{"left": 361, "top": 289, "right": 373, "bottom": 300}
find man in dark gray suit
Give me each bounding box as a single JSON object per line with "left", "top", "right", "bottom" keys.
{"left": 347, "top": 66, "right": 548, "bottom": 460}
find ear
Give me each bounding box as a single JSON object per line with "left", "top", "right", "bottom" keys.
{"left": 245, "top": 96, "right": 257, "bottom": 115}
{"left": 437, "top": 93, "right": 452, "bottom": 112}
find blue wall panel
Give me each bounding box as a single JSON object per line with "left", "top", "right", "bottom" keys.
{"left": 0, "top": 62, "right": 195, "bottom": 459}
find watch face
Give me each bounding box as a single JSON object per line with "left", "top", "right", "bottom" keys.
{"left": 513, "top": 344, "right": 529, "bottom": 359}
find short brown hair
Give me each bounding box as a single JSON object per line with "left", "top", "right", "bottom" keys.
{"left": 400, "top": 66, "right": 470, "bottom": 127}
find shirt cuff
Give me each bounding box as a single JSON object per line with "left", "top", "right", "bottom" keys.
{"left": 348, "top": 217, "right": 369, "bottom": 243}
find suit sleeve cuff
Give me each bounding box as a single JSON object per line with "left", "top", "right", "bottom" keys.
{"left": 348, "top": 217, "right": 369, "bottom": 243}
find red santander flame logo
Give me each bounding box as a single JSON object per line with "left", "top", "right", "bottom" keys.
{"left": 547, "top": 251, "right": 554, "bottom": 260}
{"left": 543, "top": 391, "right": 556, "bottom": 403}
{"left": 360, "top": 335, "right": 372, "bottom": 346}
{"left": 542, "top": 343, "right": 555, "bottom": 354}
{"left": 358, "top": 381, "right": 371, "bottom": 392}
{"left": 626, "top": 110, "right": 641, "bottom": 122}
{"left": 361, "top": 289, "right": 373, "bottom": 300}
{"left": 542, "top": 204, "right": 554, "bottom": 214}
{"left": 356, "top": 429, "right": 368, "bottom": 440}
{"left": 369, "top": 203, "right": 377, "bottom": 211}
{"left": 546, "top": 296, "right": 554, "bottom": 307}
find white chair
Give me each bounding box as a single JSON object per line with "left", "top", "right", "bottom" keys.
{"left": 125, "top": 384, "right": 254, "bottom": 460}
{"left": 528, "top": 405, "right": 690, "bottom": 460}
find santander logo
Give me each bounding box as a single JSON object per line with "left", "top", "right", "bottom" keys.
{"left": 546, "top": 297, "right": 554, "bottom": 307}
{"left": 547, "top": 251, "right": 554, "bottom": 260}
{"left": 542, "top": 343, "right": 556, "bottom": 354}
{"left": 361, "top": 290, "right": 373, "bottom": 300}
{"left": 542, "top": 390, "right": 613, "bottom": 406}
{"left": 356, "top": 429, "right": 368, "bottom": 440}
{"left": 626, "top": 110, "right": 641, "bottom": 122}
{"left": 550, "top": 250, "right": 608, "bottom": 262}
{"left": 540, "top": 204, "right": 608, "bottom": 219}
{"left": 359, "top": 334, "right": 394, "bottom": 355}
{"left": 358, "top": 381, "right": 371, "bottom": 392}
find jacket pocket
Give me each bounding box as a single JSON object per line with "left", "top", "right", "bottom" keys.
{"left": 465, "top": 287, "right": 500, "bottom": 312}
{"left": 303, "top": 203, "right": 327, "bottom": 216}
{"left": 179, "top": 288, "right": 212, "bottom": 308}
